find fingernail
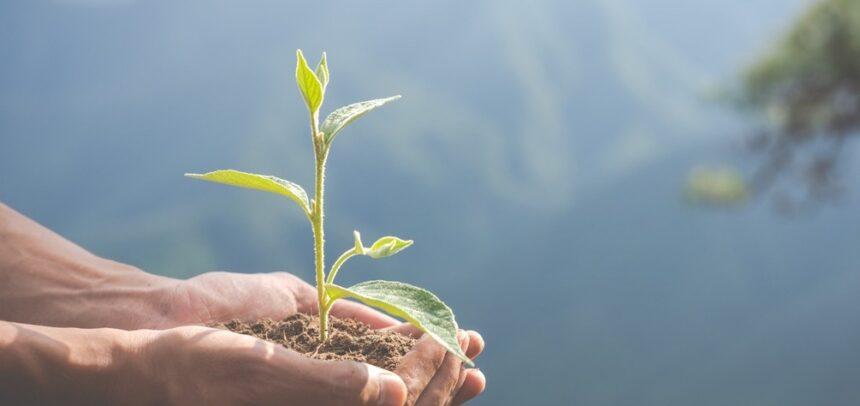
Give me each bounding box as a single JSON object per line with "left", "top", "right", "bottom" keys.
{"left": 376, "top": 371, "right": 406, "bottom": 406}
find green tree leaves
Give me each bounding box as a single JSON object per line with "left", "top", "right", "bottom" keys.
{"left": 321, "top": 96, "right": 401, "bottom": 145}
{"left": 296, "top": 50, "right": 324, "bottom": 114}
{"left": 185, "top": 169, "right": 311, "bottom": 219}
{"left": 326, "top": 281, "right": 472, "bottom": 366}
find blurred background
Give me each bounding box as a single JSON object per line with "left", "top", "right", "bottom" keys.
{"left": 2, "top": 0, "right": 859, "bottom": 404}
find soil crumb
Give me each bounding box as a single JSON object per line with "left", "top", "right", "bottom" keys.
{"left": 212, "top": 314, "right": 416, "bottom": 371}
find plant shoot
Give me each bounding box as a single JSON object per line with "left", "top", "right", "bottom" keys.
{"left": 186, "top": 50, "right": 471, "bottom": 365}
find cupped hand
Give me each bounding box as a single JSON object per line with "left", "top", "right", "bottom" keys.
{"left": 162, "top": 271, "right": 401, "bottom": 328}
{"left": 161, "top": 271, "right": 486, "bottom": 404}
{"left": 133, "top": 325, "right": 407, "bottom": 405}
{"left": 135, "top": 325, "right": 484, "bottom": 406}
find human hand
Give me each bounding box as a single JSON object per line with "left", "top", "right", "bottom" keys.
{"left": 132, "top": 325, "right": 408, "bottom": 405}
{"left": 134, "top": 324, "right": 484, "bottom": 406}
{"left": 164, "top": 271, "right": 487, "bottom": 404}
{"left": 160, "top": 271, "right": 400, "bottom": 329}
{"left": 0, "top": 320, "right": 406, "bottom": 405}
{"left": 0, "top": 203, "right": 486, "bottom": 403}
{"left": 0, "top": 277, "right": 485, "bottom": 405}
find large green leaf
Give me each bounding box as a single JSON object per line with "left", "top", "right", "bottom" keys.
{"left": 326, "top": 280, "right": 472, "bottom": 366}
{"left": 321, "top": 96, "right": 401, "bottom": 145}
{"left": 185, "top": 169, "right": 311, "bottom": 218}
{"left": 295, "top": 49, "right": 324, "bottom": 113}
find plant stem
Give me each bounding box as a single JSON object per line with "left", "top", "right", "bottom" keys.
{"left": 326, "top": 248, "right": 357, "bottom": 285}
{"left": 311, "top": 113, "right": 330, "bottom": 342}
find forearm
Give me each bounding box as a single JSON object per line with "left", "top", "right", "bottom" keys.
{"left": 0, "top": 202, "right": 179, "bottom": 329}
{"left": 0, "top": 320, "right": 146, "bottom": 404}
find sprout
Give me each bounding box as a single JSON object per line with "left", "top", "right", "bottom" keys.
{"left": 185, "top": 50, "right": 471, "bottom": 365}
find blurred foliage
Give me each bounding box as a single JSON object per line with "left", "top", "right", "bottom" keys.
{"left": 685, "top": 166, "right": 747, "bottom": 206}
{"left": 741, "top": 0, "right": 860, "bottom": 137}
{"left": 735, "top": 0, "right": 859, "bottom": 211}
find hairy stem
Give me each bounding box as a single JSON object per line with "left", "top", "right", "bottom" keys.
{"left": 310, "top": 113, "right": 330, "bottom": 341}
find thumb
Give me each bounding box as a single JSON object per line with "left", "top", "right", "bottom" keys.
{"left": 298, "top": 360, "right": 407, "bottom": 406}
{"left": 362, "top": 365, "right": 408, "bottom": 406}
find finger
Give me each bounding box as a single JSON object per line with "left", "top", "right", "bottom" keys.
{"left": 385, "top": 325, "right": 484, "bottom": 358}
{"left": 394, "top": 334, "right": 447, "bottom": 405}
{"left": 384, "top": 322, "right": 423, "bottom": 338}
{"left": 466, "top": 330, "right": 484, "bottom": 360}
{"left": 280, "top": 357, "right": 407, "bottom": 406}
{"left": 415, "top": 331, "right": 469, "bottom": 406}
{"left": 452, "top": 369, "right": 486, "bottom": 405}
{"left": 330, "top": 300, "right": 400, "bottom": 329}
{"left": 452, "top": 366, "right": 469, "bottom": 402}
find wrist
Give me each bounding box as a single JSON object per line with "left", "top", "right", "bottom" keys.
{"left": 54, "top": 261, "right": 181, "bottom": 330}
{"left": 0, "top": 321, "right": 145, "bottom": 404}
{"left": 81, "top": 261, "right": 181, "bottom": 329}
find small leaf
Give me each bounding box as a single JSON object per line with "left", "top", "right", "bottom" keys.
{"left": 315, "top": 52, "right": 329, "bottom": 92}
{"left": 321, "top": 96, "right": 401, "bottom": 145}
{"left": 185, "top": 169, "right": 311, "bottom": 218}
{"left": 365, "top": 236, "right": 413, "bottom": 259}
{"left": 353, "top": 230, "right": 365, "bottom": 255}
{"left": 296, "top": 49, "right": 324, "bottom": 113}
{"left": 326, "top": 281, "right": 472, "bottom": 366}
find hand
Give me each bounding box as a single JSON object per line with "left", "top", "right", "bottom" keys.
{"left": 137, "top": 324, "right": 485, "bottom": 406}
{"left": 134, "top": 325, "right": 408, "bottom": 405}
{"left": 166, "top": 271, "right": 487, "bottom": 404}
{"left": 389, "top": 324, "right": 486, "bottom": 405}
{"left": 0, "top": 320, "right": 403, "bottom": 405}
{"left": 0, "top": 203, "right": 486, "bottom": 404}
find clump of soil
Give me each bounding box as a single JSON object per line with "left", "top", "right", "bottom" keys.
{"left": 212, "top": 314, "right": 416, "bottom": 371}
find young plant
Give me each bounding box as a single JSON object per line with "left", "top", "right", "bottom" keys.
{"left": 185, "top": 50, "right": 471, "bottom": 365}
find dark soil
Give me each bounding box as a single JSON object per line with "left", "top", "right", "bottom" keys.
{"left": 212, "top": 313, "right": 416, "bottom": 371}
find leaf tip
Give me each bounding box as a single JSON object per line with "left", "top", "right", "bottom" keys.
{"left": 353, "top": 230, "right": 365, "bottom": 254}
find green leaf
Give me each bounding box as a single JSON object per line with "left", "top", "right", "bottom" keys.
{"left": 321, "top": 96, "right": 401, "bottom": 145}
{"left": 326, "top": 281, "right": 472, "bottom": 366}
{"left": 315, "top": 52, "right": 329, "bottom": 92}
{"left": 185, "top": 169, "right": 311, "bottom": 218}
{"left": 353, "top": 230, "right": 365, "bottom": 255}
{"left": 296, "top": 49, "right": 324, "bottom": 113}
{"left": 364, "top": 236, "right": 413, "bottom": 259}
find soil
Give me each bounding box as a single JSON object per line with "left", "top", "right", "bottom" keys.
{"left": 212, "top": 313, "right": 416, "bottom": 371}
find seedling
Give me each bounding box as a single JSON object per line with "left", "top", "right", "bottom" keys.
{"left": 186, "top": 50, "right": 471, "bottom": 365}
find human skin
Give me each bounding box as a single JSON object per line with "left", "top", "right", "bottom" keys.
{"left": 0, "top": 202, "right": 485, "bottom": 404}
